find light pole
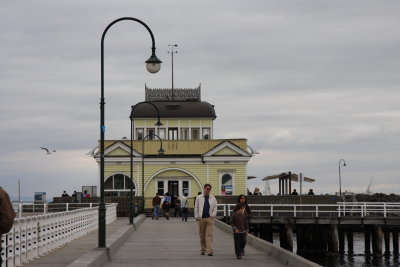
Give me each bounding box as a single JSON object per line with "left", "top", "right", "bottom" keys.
{"left": 339, "top": 159, "right": 347, "bottom": 197}
{"left": 99, "top": 17, "right": 162, "bottom": 248}
{"left": 142, "top": 134, "right": 164, "bottom": 212}
{"left": 129, "top": 102, "right": 162, "bottom": 224}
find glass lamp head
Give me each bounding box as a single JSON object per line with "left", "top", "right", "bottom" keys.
{"left": 145, "top": 54, "right": 162, "bottom": 73}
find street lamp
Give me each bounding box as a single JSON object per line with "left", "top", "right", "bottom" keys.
{"left": 99, "top": 17, "right": 161, "bottom": 248}
{"left": 338, "top": 159, "right": 347, "bottom": 197}
{"left": 142, "top": 134, "right": 165, "bottom": 211}
{"left": 129, "top": 102, "right": 162, "bottom": 224}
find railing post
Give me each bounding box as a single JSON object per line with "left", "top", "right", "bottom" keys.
{"left": 90, "top": 202, "right": 93, "bottom": 208}
{"left": 361, "top": 204, "right": 363, "bottom": 217}
{"left": 364, "top": 202, "right": 367, "bottom": 217}
{"left": 271, "top": 205, "right": 273, "bottom": 217}
{"left": 66, "top": 203, "right": 69, "bottom": 211}
{"left": 44, "top": 203, "right": 47, "bottom": 214}
{"left": 294, "top": 205, "right": 296, "bottom": 217}
{"left": 316, "top": 205, "right": 319, "bottom": 217}
{"left": 338, "top": 205, "right": 341, "bottom": 217}
{"left": 19, "top": 202, "right": 23, "bottom": 218}
{"left": 384, "top": 203, "right": 387, "bottom": 218}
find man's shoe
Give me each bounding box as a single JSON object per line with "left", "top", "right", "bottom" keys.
{"left": 207, "top": 252, "right": 213, "bottom": 256}
{"left": 241, "top": 250, "right": 245, "bottom": 256}
{"left": 236, "top": 256, "right": 242, "bottom": 259}
{"left": 201, "top": 252, "right": 206, "bottom": 255}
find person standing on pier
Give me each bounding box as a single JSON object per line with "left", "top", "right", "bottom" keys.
{"left": 180, "top": 193, "right": 189, "bottom": 222}
{"left": 0, "top": 186, "right": 16, "bottom": 265}
{"left": 230, "top": 203, "right": 248, "bottom": 259}
{"left": 195, "top": 184, "right": 217, "bottom": 256}
{"left": 152, "top": 193, "right": 161, "bottom": 220}
{"left": 162, "top": 192, "right": 171, "bottom": 220}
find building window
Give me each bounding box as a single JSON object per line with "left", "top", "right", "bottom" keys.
{"left": 181, "top": 128, "right": 189, "bottom": 140}
{"left": 157, "top": 181, "right": 165, "bottom": 196}
{"left": 191, "top": 128, "right": 200, "bottom": 140}
{"left": 158, "top": 128, "right": 166, "bottom": 140}
{"left": 147, "top": 128, "right": 155, "bottom": 139}
{"left": 202, "top": 128, "right": 210, "bottom": 140}
{"left": 221, "top": 174, "right": 233, "bottom": 196}
{"left": 136, "top": 128, "right": 144, "bottom": 140}
{"left": 182, "top": 181, "right": 189, "bottom": 195}
{"left": 105, "top": 173, "right": 136, "bottom": 197}
{"left": 168, "top": 128, "right": 178, "bottom": 140}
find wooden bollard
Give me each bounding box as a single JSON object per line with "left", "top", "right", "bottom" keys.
{"left": 384, "top": 228, "right": 391, "bottom": 256}
{"left": 279, "top": 223, "right": 293, "bottom": 252}
{"left": 393, "top": 229, "right": 399, "bottom": 257}
{"left": 347, "top": 228, "right": 354, "bottom": 254}
{"left": 327, "top": 224, "right": 338, "bottom": 254}
{"left": 338, "top": 227, "right": 345, "bottom": 254}
{"left": 372, "top": 225, "right": 384, "bottom": 257}
{"left": 364, "top": 227, "right": 371, "bottom": 255}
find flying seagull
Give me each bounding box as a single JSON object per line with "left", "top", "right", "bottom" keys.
{"left": 41, "top": 147, "right": 56, "bottom": 154}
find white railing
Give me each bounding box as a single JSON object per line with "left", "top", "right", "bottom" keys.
{"left": 12, "top": 202, "right": 100, "bottom": 218}
{"left": 216, "top": 202, "right": 400, "bottom": 218}
{"left": 1, "top": 203, "right": 117, "bottom": 267}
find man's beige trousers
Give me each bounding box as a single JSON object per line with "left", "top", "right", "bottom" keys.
{"left": 198, "top": 218, "right": 214, "bottom": 253}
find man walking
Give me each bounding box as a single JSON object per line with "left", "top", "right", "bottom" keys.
{"left": 194, "top": 184, "right": 217, "bottom": 256}
{"left": 152, "top": 193, "right": 161, "bottom": 220}
{"left": 0, "top": 186, "right": 16, "bottom": 264}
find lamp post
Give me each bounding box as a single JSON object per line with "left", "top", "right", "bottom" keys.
{"left": 99, "top": 17, "right": 162, "bottom": 248}
{"left": 129, "top": 102, "right": 162, "bottom": 224}
{"left": 142, "top": 134, "right": 165, "bottom": 212}
{"left": 339, "top": 159, "right": 347, "bottom": 197}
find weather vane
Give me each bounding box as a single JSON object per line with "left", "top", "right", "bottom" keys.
{"left": 168, "top": 44, "right": 178, "bottom": 100}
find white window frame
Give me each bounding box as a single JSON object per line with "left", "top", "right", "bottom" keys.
{"left": 219, "top": 171, "right": 235, "bottom": 196}
{"left": 155, "top": 178, "right": 191, "bottom": 197}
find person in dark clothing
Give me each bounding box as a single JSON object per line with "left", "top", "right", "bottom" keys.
{"left": 162, "top": 192, "right": 171, "bottom": 220}
{"left": 173, "top": 196, "right": 181, "bottom": 217}
{"left": 237, "top": 194, "right": 252, "bottom": 230}
{"left": 61, "top": 190, "right": 69, "bottom": 197}
{"left": 308, "top": 189, "right": 315, "bottom": 195}
{"left": 230, "top": 203, "right": 248, "bottom": 259}
{"left": 0, "top": 186, "right": 16, "bottom": 264}
{"left": 291, "top": 189, "right": 299, "bottom": 195}
{"left": 152, "top": 193, "right": 161, "bottom": 220}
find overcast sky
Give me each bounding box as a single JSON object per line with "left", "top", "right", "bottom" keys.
{"left": 1, "top": 0, "right": 400, "bottom": 200}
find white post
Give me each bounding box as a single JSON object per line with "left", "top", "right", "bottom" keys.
{"left": 66, "top": 203, "right": 69, "bottom": 211}
{"left": 270, "top": 205, "right": 273, "bottom": 217}
{"left": 294, "top": 205, "right": 297, "bottom": 217}
{"left": 384, "top": 203, "right": 386, "bottom": 217}
{"left": 19, "top": 202, "right": 23, "bottom": 218}
{"left": 44, "top": 203, "right": 47, "bottom": 214}
{"left": 316, "top": 205, "right": 319, "bottom": 217}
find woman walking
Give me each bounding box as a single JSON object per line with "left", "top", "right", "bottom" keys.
{"left": 162, "top": 192, "right": 171, "bottom": 220}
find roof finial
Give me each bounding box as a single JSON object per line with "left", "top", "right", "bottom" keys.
{"left": 168, "top": 44, "right": 178, "bottom": 100}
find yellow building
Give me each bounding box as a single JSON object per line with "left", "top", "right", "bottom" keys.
{"left": 95, "top": 85, "right": 252, "bottom": 200}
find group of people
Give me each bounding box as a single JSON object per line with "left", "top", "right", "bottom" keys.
{"left": 61, "top": 190, "right": 91, "bottom": 201}
{"left": 152, "top": 192, "right": 190, "bottom": 221}
{"left": 291, "top": 188, "right": 315, "bottom": 195}
{"left": 151, "top": 184, "right": 252, "bottom": 259}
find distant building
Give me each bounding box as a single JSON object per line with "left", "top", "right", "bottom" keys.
{"left": 94, "top": 85, "right": 252, "bottom": 200}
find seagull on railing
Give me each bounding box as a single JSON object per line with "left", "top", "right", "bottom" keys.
{"left": 41, "top": 147, "right": 56, "bottom": 154}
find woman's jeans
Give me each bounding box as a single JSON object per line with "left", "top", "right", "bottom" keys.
{"left": 153, "top": 204, "right": 160, "bottom": 218}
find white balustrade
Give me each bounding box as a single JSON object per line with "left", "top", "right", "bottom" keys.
{"left": 1, "top": 203, "right": 117, "bottom": 267}
{"left": 217, "top": 202, "right": 400, "bottom": 218}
